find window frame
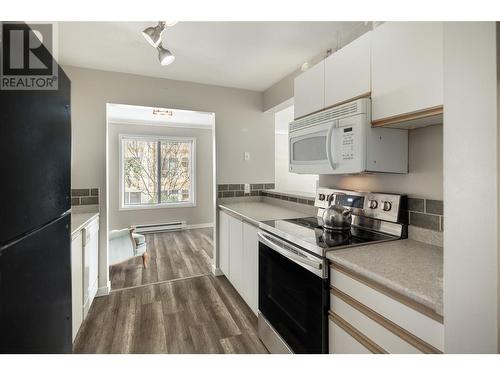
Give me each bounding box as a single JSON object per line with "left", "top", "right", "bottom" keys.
{"left": 119, "top": 134, "right": 197, "bottom": 210}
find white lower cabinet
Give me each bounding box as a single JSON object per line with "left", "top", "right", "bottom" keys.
{"left": 70, "top": 231, "right": 84, "bottom": 342}
{"left": 331, "top": 294, "right": 421, "bottom": 354}
{"left": 83, "top": 217, "right": 99, "bottom": 317}
{"left": 329, "top": 266, "right": 444, "bottom": 354}
{"left": 71, "top": 214, "right": 99, "bottom": 341}
{"left": 218, "top": 210, "right": 259, "bottom": 315}
{"left": 242, "top": 222, "right": 259, "bottom": 315}
{"left": 329, "top": 319, "right": 372, "bottom": 354}
{"left": 228, "top": 215, "right": 244, "bottom": 292}
{"left": 218, "top": 211, "right": 230, "bottom": 276}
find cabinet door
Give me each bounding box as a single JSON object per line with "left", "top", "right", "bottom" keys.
{"left": 294, "top": 60, "right": 325, "bottom": 119}
{"left": 242, "top": 222, "right": 259, "bottom": 315}
{"left": 371, "top": 22, "right": 443, "bottom": 122}
{"left": 325, "top": 31, "right": 371, "bottom": 108}
{"left": 71, "top": 231, "right": 83, "bottom": 342}
{"left": 83, "top": 218, "right": 99, "bottom": 317}
{"left": 228, "top": 215, "right": 244, "bottom": 292}
{"left": 218, "top": 211, "right": 230, "bottom": 276}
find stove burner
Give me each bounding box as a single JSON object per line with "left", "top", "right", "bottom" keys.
{"left": 319, "top": 230, "right": 352, "bottom": 247}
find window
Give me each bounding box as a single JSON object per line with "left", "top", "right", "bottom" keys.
{"left": 120, "top": 135, "right": 196, "bottom": 209}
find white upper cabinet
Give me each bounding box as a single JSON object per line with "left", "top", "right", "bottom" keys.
{"left": 294, "top": 60, "right": 325, "bottom": 119}
{"left": 371, "top": 22, "right": 443, "bottom": 125}
{"left": 325, "top": 31, "right": 371, "bottom": 108}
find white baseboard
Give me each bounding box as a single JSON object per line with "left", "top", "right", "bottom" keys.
{"left": 96, "top": 280, "right": 111, "bottom": 297}
{"left": 186, "top": 222, "right": 214, "bottom": 230}
{"left": 212, "top": 265, "right": 224, "bottom": 276}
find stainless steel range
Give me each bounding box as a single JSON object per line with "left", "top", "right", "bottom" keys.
{"left": 257, "top": 188, "right": 407, "bottom": 354}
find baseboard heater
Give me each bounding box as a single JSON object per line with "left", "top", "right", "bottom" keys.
{"left": 134, "top": 221, "right": 187, "bottom": 234}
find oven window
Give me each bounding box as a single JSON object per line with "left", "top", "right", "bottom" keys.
{"left": 259, "top": 242, "right": 328, "bottom": 353}
{"left": 291, "top": 136, "right": 327, "bottom": 162}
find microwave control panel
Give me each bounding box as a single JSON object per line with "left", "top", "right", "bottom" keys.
{"left": 341, "top": 127, "right": 355, "bottom": 161}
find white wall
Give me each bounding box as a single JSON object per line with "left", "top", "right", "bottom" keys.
{"left": 319, "top": 124, "right": 443, "bottom": 199}
{"left": 108, "top": 122, "right": 213, "bottom": 231}
{"left": 275, "top": 106, "right": 318, "bottom": 193}
{"left": 443, "top": 22, "right": 498, "bottom": 353}
{"left": 65, "top": 65, "right": 274, "bottom": 292}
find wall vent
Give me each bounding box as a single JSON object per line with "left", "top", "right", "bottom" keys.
{"left": 290, "top": 98, "right": 368, "bottom": 133}
{"left": 134, "top": 221, "right": 187, "bottom": 234}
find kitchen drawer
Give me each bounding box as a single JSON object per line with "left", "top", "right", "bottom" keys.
{"left": 329, "top": 314, "right": 381, "bottom": 354}
{"left": 330, "top": 265, "right": 444, "bottom": 352}
{"left": 331, "top": 289, "right": 425, "bottom": 354}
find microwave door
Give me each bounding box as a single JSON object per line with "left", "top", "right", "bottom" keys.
{"left": 288, "top": 122, "right": 334, "bottom": 174}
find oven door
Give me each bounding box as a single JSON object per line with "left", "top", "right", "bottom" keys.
{"left": 288, "top": 120, "right": 337, "bottom": 174}
{"left": 258, "top": 231, "right": 329, "bottom": 354}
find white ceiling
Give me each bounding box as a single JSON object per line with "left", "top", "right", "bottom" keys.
{"left": 58, "top": 21, "right": 364, "bottom": 91}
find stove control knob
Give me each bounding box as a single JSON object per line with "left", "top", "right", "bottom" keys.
{"left": 369, "top": 200, "right": 378, "bottom": 209}
{"left": 382, "top": 201, "right": 392, "bottom": 211}
{"left": 318, "top": 194, "right": 326, "bottom": 201}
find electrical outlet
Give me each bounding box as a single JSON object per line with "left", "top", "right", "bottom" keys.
{"left": 244, "top": 151, "right": 250, "bottom": 161}
{"left": 244, "top": 184, "right": 250, "bottom": 194}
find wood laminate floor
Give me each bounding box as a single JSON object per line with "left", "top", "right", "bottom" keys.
{"left": 110, "top": 228, "right": 214, "bottom": 290}
{"left": 73, "top": 274, "right": 268, "bottom": 354}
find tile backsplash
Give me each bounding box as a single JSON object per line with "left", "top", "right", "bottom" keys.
{"left": 406, "top": 197, "right": 444, "bottom": 232}
{"left": 217, "top": 184, "right": 444, "bottom": 233}
{"left": 71, "top": 188, "right": 99, "bottom": 206}
{"left": 261, "top": 191, "right": 315, "bottom": 206}
{"left": 217, "top": 183, "right": 275, "bottom": 198}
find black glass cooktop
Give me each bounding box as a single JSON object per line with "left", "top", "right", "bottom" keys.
{"left": 260, "top": 216, "right": 397, "bottom": 256}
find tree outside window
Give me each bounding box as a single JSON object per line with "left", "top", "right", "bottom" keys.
{"left": 121, "top": 135, "right": 195, "bottom": 208}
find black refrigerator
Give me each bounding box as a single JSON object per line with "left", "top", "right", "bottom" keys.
{"left": 0, "top": 25, "right": 72, "bottom": 353}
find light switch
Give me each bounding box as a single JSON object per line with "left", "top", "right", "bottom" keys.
{"left": 244, "top": 152, "right": 250, "bottom": 161}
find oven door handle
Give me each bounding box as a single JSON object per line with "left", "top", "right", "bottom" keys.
{"left": 257, "top": 232, "right": 323, "bottom": 270}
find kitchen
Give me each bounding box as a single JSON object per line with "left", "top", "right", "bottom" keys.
{"left": 0, "top": 5, "right": 499, "bottom": 372}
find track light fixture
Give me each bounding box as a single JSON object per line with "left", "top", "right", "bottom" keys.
{"left": 142, "top": 21, "right": 166, "bottom": 48}
{"left": 157, "top": 44, "right": 175, "bottom": 66}
{"left": 142, "top": 21, "right": 177, "bottom": 66}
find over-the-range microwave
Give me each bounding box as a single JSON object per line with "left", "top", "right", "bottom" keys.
{"left": 289, "top": 98, "right": 408, "bottom": 175}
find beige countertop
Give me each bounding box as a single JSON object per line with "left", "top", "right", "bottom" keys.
{"left": 327, "top": 239, "right": 443, "bottom": 316}
{"left": 218, "top": 200, "right": 312, "bottom": 226}
{"left": 71, "top": 211, "right": 99, "bottom": 235}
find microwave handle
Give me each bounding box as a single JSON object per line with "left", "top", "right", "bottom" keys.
{"left": 326, "top": 121, "right": 336, "bottom": 169}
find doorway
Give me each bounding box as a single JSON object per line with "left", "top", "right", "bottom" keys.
{"left": 105, "top": 103, "right": 216, "bottom": 291}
